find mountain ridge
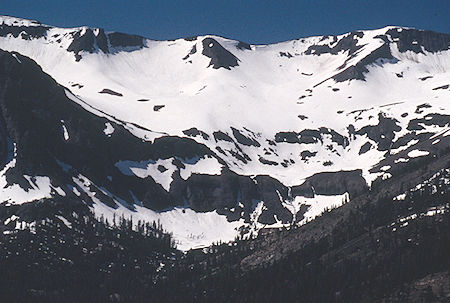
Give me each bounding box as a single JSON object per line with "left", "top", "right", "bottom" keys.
{"left": 0, "top": 16, "right": 449, "bottom": 249}
{"left": 0, "top": 15, "right": 426, "bottom": 44}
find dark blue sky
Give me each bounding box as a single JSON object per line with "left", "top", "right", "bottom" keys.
{"left": 2, "top": 0, "right": 449, "bottom": 43}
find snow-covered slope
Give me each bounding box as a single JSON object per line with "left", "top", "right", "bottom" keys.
{"left": 0, "top": 16, "right": 449, "bottom": 249}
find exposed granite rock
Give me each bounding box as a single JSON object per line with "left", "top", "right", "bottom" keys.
{"left": 202, "top": 38, "right": 239, "bottom": 69}
{"left": 107, "top": 32, "right": 144, "bottom": 48}
{"left": 415, "top": 103, "right": 432, "bottom": 114}
{"left": 432, "top": 84, "right": 449, "bottom": 90}
{"left": 213, "top": 131, "right": 234, "bottom": 142}
{"left": 300, "top": 150, "right": 317, "bottom": 161}
{"left": 65, "top": 27, "right": 145, "bottom": 60}
{"left": 357, "top": 113, "right": 401, "bottom": 151}
{"left": 259, "top": 157, "right": 278, "bottom": 166}
{"left": 253, "top": 175, "right": 293, "bottom": 224}
{"left": 236, "top": 41, "right": 251, "bottom": 50}
{"left": 182, "top": 127, "right": 210, "bottom": 140}
{"left": 99, "top": 89, "right": 123, "bottom": 96}
{"left": 407, "top": 114, "right": 450, "bottom": 131}
{"left": 391, "top": 132, "right": 432, "bottom": 149}
{"left": 279, "top": 52, "right": 293, "bottom": 58}
{"left": 0, "top": 23, "right": 49, "bottom": 40}
{"left": 231, "top": 127, "right": 260, "bottom": 147}
{"left": 96, "top": 28, "right": 109, "bottom": 54}
{"left": 182, "top": 45, "right": 197, "bottom": 60}
{"left": 305, "top": 31, "right": 364, "bottom": 56}
{"left": 385, "top": 28, "right": 450, "bottom": 53}
{"left": 184, "top": 36, "right": 197, "bottom": 41}
{"left": 359, "top": 142, "right": 372, "bottom": 155}
{"left": 275, "top": 128, "right": 348, "bottom": 147}
{"left": 275, "top": 132, "right": 300, "bottom": 143}
{"left": 67, "top": 29, "right": 96, "bottom": 61}
{"left": 333, "top": 43, "right": 395, "bottom": 82}
{"left": 291, "top": 170, "right": 368, "bottom": 198}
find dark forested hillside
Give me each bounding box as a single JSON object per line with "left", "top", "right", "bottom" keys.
{"left": 1, "top": 168, "right": 448, "bottom": 302}
{"left": 152, "top": 168, "right": 449, "bottom": 303}
{"left": 0, "top": 205, "right": 178, "bottom": 302}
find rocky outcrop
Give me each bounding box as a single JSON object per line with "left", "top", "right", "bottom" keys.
{"left": 67, "top": 29, "right": 145, "bottom": 60}
{"left": 231, "top": 127, "right": 260, "bottom": 147}
{"left": 274, "top": 128, "right": 348, "bottom": 147}
{"left": 357, "top": 113, "right": 401, "bottom": 151}
{"left": 67, "top": 28, "right": 97, "bottom": 61}
{"left": 407, "top": 114, "right": 450, "bottom": 131}
{"left": 0, "top": 23, "right": 49, "bottom": 40}
{"left": 384, "top": 28, "right": 450, "bottom": 53}
{"left": 333, "top": 43, "right": 395, "bottom": 82}
{"left": 305, "top": 31, "right": 364, "bottom": 56}
{"left": 169, "top": 170, "right": 294, "bottom": 224}
{"left": 291, "top": 170, "right": 368, "bottom": 198}
{"left": 107, "top": 32, "right": 144, "bottom": 48}
{"left": 202, "top": 38, "right": 239, "bottom": 69}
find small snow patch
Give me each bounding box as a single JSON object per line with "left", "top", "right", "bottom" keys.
{"left": 394, "top": 158, "right": 409, "bottom": 163}
{"left": 0, "top": 175, "right": 53, "bottom": 204}
{"left": 104, "top": 122, "right": 114, "bottom": 136}
{"left": 55, "top": 215, "right": 72, "bottom": 229}
{"left": 294, "top": 193, "right": 349, "bottom": 226}
{"left": 394, "top": 193, "right": 406, "bottom": 201}
{"left": 115, "top": 159, "right": 177, "bottom": 191}
{"left": 382, "top": 173, "right": 392, "bottom": 180}
{"left": 180, "top": 157, "right": 223, "bottom": 180}
{"left": 12, "top": 53, "right": 21, "bottom": 63}
{"left": 70, "top": 185, "right": 81, "bottom": 196}
{"left": 4, "top": 215, "right": 19, "bottom": 225}
{"left": 407, "top": 150, "right": 429, "bottom": 158}
{"left": 61, "top": 120, "right": 69, "bottom": 141}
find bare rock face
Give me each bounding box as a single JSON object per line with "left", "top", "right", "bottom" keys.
{"left": 107, "top": 32, "right": 144, "bottom": 48}
{"left": 332, "top": 28, "right": 450, "bottom": 82}
{"left": 305, "top": 31, "right": 365, "bottom": 56}
{"left": 357, "top": 113, "right": 401, "bottom": 151}
{"left": 0, "top": 22, "right": 49, "bottom": 40}
{"left": 170, "top": 170, "right": 294, "bottom": 224}
{"left": 253, "top": 175, "right": 293, "bottom": 224}
{"left": 275, "top": 128, "right": 348, "bottom": 147}
{"left": 384, "top": 28, "right": 450, "bottom": 53}
{"left": 66, "top": 28, "right": 145, "bottom": 61}
{"left": 311, "top": 28, "right": 450, "bottom": 83}
{"left": 332, "top": 43, "right": 395, "bottom": 82}
{"left": 182, "top": 171, "right": 242, "bottom": 212}
{"left": 202, "top": 38, "right": 239, "bottom": 69}
{"left": 291, "top": 170, "right": 368, "bottom": 198}
{"left": 67, "top": 28, "right": 97, "bottom": 60}
{"left": 407, "top": 114, "right": 450, "bottom": 131}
